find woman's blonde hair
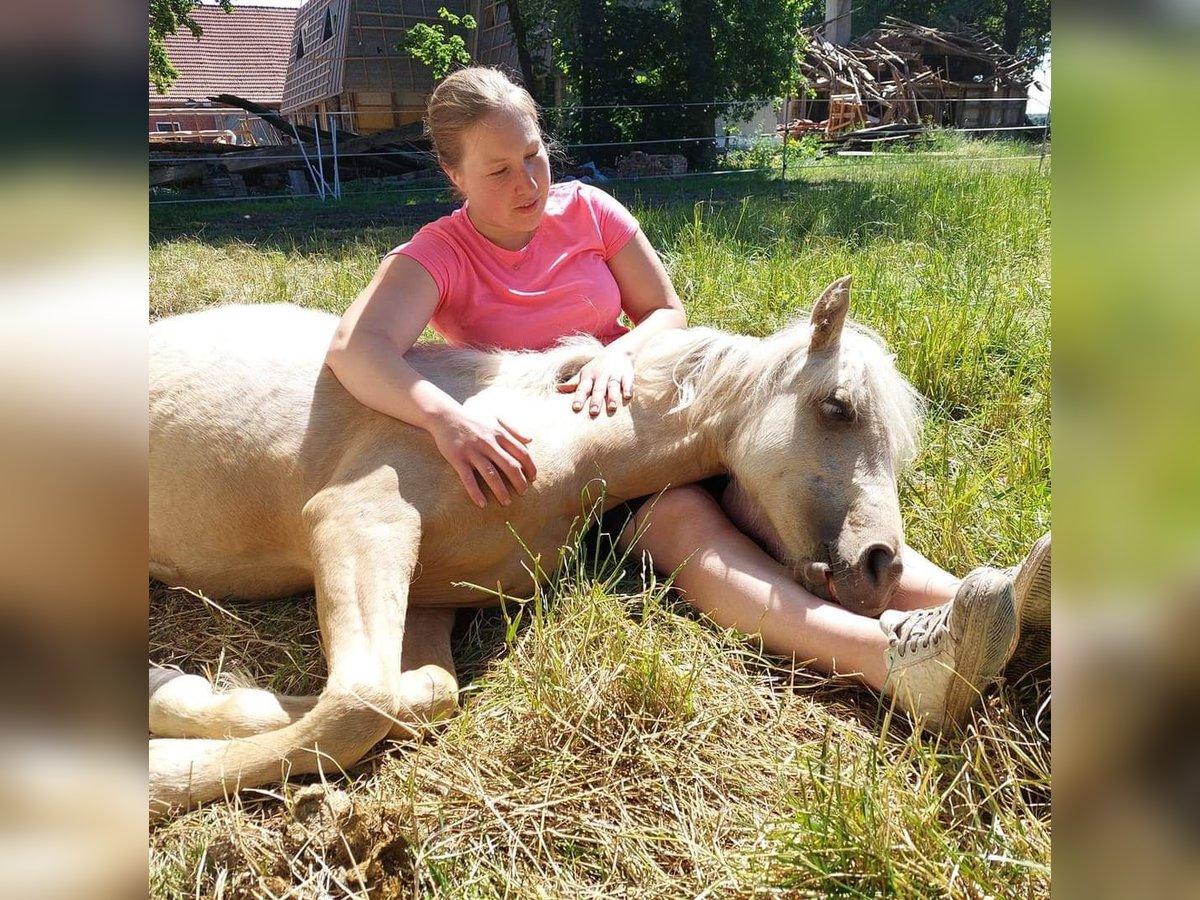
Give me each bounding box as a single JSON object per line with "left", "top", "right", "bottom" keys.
{"left": 426, "top": 67, "right": 541, "bottom": 171}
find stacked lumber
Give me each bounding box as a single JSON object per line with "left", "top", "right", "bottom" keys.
{"left": 149, "top": 93, "right": 437, "bottom": 190}
{"left": 868, "top": 17, "right": 1035, "bottom": 87}
{"left": 794, "top": 17, "right": 1034, "bottom": 141}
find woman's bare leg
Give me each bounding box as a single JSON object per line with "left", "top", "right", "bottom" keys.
{"left": 618, "top": 485, "right": 893, "bottom": 690}
{"left": 616, "top": 485, "right": 1030, "bottom": 736}
{"left": 890, "top": 545, "right": 961, "bottom": 611}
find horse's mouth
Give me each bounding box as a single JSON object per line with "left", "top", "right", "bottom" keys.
{"left": 823, "top": 568, "right": 840, "bottom": 605}
{"left": 799, "top": 560, "right": 837, "bottom": 604}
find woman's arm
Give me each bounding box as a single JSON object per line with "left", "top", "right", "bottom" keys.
{"left": 559, "top": 230, "right": 688, "bottom": 416}
{"left": 326, "top": 254, "right": 536, "bottom": 507}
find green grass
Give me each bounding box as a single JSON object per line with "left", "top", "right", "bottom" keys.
{"left": 149, "top": 150, "right": 1050, "bottom": 897}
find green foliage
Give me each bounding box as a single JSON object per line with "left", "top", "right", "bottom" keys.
{"left": 148, "top": 0, "right": 232, "bottom": 95}
{"left": 519, "top": 0, "right": 815, "bottom": 166}
{"left": 398, "top": 7, "right": 478, "bottom": 80}
{"left": 718, "top": 132, "right": 821, "bottom": 170}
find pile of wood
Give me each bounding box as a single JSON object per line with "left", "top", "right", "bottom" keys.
{"left": 866, "top": 18, "right": 1035, "bottom": 86}
{"left": 791, "top": 17, "right": 1035, "bottom": 142}
{"left": 150, "top": 94, "right": 437, "bottom": 193}
{"left": 615, "top": 151, "right": 688, "bottom": 178}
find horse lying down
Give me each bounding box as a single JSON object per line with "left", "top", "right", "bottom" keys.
{"left": 149, "top": 276, "right": 923, "bottom": 817}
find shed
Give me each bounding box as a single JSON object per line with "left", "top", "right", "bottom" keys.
{"left": 149, "top": 4, "right": 298, "bottom": 145}
{"left": 790, "top": 17, "right": 1035, "bottom": 136}
{"left": 281, "top": 0, "right": 522, "bottom": 134}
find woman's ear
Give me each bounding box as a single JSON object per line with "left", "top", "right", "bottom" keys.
{"left": 442, "top": 163, "right": 464, "bottom": 194}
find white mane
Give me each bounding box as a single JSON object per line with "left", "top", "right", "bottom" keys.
{"left": 636, "top": 322, "right": 926, "bottom": 469}
{"left": 411, "top": 321, "right": 925, "bottom": 469}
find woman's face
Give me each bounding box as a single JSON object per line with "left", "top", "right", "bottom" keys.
{"left": 445, "top": 107, "right": 551, "bottom": 247}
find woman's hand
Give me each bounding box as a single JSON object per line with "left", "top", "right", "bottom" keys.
{"left": 427, "top": 404, "right": 536, "bottom": 508}
{"left": 556, "top": 349, "right": 635, "bottom": 417}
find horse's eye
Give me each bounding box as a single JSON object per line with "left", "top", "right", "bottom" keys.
{"left": 820, "top": 395, "right": 856, "bottom": 423}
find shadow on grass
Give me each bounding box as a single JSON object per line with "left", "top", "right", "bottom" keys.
{"left": 148, "top": 168, "right": 1010, "bottom": 257}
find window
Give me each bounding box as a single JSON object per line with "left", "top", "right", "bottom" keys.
{"left": 323, "top": 9, "right": 334, "bottom": 41}
{"left": 156, "top": 122, "right": 181, "bottom": 132}
{"left": 296, "top": 33, "right": 305, "bottom": 60}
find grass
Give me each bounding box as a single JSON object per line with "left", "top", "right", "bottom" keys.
{"left": 149, "top": 147, "right": 1050, "bottom": 897}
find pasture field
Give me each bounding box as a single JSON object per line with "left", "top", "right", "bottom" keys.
{"left": 150, "top": 149, "right": 1050, "bottom": 897}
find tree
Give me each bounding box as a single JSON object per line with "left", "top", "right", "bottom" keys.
{"left": 502, "top": 1, "right": 544, "bottom": 104}
{"left": 149, "top": 0, "right": 233, "bottom": 95}
{"left": 527, "top": 0, "right": 811, "bottom": 166}
{"left": 399, "top": 7, "right": 478, "bottom": 80}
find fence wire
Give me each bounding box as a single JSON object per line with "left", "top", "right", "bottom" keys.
{"left": 149, "top": 97, "right": 1049, "bottom": 208}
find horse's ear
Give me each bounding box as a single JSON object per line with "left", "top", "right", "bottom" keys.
{"left": 808, "top": 275, "right": 852, "bottom": 353}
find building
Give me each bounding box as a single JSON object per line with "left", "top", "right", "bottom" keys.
{"left": 149, "top": 4, "right": 298, "bottom": 145}
{"left": 281, "top": 0, "right": 521, "bottom": 134}
{"left": 791, "top": 17, "right": 1035, "bottom": 136}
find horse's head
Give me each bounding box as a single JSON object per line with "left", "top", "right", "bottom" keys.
{"left": 719, "top": 276, "right": 924, "bottom": 617}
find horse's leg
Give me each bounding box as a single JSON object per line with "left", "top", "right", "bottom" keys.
{"left": 385, "top": 607, "right": 459, "bottom": 740}
{"left": 147, "top": 611, "right": 459, "bottom": 740}
{"left": 148, "top": 487, "right": 420, "bottom": 817}
{"left": 148, "top": 668, "right": 319, "bottom": 739}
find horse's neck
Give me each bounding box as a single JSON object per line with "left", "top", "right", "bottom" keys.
{"left": 427, "top": 335, "right": 739, "bottom": 499}
{"left": 564, "top": 364, "right": 728, "bottom": 502}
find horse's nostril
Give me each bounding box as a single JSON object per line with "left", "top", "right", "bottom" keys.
{"left": 865, "top": 544, "right": 900, "bottom": 587}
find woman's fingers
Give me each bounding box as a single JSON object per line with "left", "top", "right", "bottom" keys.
{"left": 492, "top": 445, "right": 530, "bottom": 495}
{"left": 586, "top": 374, "right": 614, "bottom": 416}
{"left": 453, "top": 461, "right": 488, "bottom": 508}
{"left": 571, "top": 375, "right": 594, "bottom": 412}
{"left": 474, "top": 456, "right": 513, "bottom": 506}
{"left": 604, "top": 377, "right": 622, "bottom": 414}
{"left": 496, "top": 429, "right": 537, "bottom": 482}
{"left": 561, "top": 358, "right": 635, "bottom": 415}
{"left": 496, "top": 417, "right": 533, "bottom": 445}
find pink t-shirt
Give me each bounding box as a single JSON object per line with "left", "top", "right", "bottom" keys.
{"left": 389, "top": 181, "right": 639, "bottom": 351}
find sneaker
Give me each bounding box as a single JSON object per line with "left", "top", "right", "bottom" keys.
{"left": 880, "top": 568, "right": 1018, "bottom": 734}
{"left": 1002, "top": 531, "right": 1052, "bottom": 682}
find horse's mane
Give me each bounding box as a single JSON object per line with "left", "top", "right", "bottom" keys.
{"left": 411, "top": 320, "right": 925, "bottom": 469}
{"left": 640, "top": 322, "right": 925, "bottom": 469}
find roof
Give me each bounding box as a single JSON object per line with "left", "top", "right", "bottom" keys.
{"left": 150, "top": 5, "right": 298, "bottom": 105}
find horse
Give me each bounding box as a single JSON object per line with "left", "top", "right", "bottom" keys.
{"left": 148, "top": 276, "right": 923, "bottom": 816}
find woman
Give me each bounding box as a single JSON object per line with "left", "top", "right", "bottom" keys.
{"left": 325, "top": 67, "right": 1050, "bottom": 734}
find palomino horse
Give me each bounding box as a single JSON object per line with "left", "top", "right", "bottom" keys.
{"left": 148, "top": 276, "right": 923, "bottom": 816}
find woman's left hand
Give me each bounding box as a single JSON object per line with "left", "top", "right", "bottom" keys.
{"left": 556, "top": 350, "right": 635, "bottom": 417}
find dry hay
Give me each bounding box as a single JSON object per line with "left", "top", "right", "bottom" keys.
{"left": 149, "top": 549, "right": 1050, "bottom": 897}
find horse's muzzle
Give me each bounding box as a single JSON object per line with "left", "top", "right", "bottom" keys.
{"left": 807, "top": 542, "right": 903, "bottom": 617}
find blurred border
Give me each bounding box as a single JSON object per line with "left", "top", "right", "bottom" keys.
{"left": 0, "top": 2, "right": 148, "bottom": 897}
{"left": 1055, "top": 4, "right": 1200, "bottom": 897}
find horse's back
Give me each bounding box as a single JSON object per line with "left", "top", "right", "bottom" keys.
{"left": 149, "top": 303, "right": 586, "bottom": 602}
{"left": 150, "top": 304, "right": 366, "bottom": 597}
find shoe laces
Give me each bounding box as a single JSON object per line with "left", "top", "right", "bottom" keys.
{"left": 890, "top": 603, "right": 952, "bottom": 658}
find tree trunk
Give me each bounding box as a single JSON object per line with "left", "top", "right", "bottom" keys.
{"left": 578, "top": 0, "right": 601, "bottom": 148}
{"left": 680, "top": 0, "right": 717, "bottom": 167}
{"left": 502, "top": 1, "right": 542, "bottom": 104}
{"left": 1002, "top": 0, "right": 1023, "bottom": 55}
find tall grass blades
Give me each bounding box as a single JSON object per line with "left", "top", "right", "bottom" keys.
{"left": 149, "top": 149, "right": 1050, "bottom": 898}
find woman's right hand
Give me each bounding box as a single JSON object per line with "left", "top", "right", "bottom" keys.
{"left": 427, "top": 405, "right": 536, "bottom": 508}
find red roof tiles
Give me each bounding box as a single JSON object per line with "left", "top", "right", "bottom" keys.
{"left": 151, "top": 4, "right": 298, "bottom": 105}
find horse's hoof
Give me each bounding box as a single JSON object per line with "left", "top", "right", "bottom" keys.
{"left": 149, "top": 667, "right": 186, "bottom": 698}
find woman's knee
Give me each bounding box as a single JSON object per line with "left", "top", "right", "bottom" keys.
{"left": 622, "top": 484, "right": 726, "bottom": 549}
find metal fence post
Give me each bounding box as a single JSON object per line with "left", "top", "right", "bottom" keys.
{"left": 332, "top": 114, "right": 341, "bottom": 200}
{"left": 780, "top": 94, "right": 789, "bottom": 195}
{"left": 1038, "top": 104, "right": 1050, "bottom": 174}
